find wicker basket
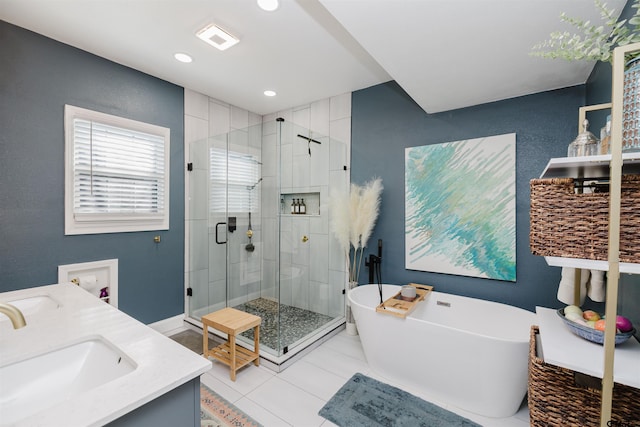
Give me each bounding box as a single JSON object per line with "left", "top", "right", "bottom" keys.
{"left": 529, "top": 174, "right": 640, "bottom": 262}
{"left": 529, "top": 326, "right": 640, "bottom": 426}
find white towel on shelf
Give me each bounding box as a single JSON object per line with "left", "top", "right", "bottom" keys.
{"left": 557, "top": 267, "right": 606, "bottom": 305}
{"left": 557, "top": 268, "right": 589, "bottom": 305}
{"left": 587, "top": 269, "right": 606, "bottom": 302}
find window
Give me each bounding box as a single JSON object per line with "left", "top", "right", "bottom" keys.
{"left": 209, "top": 147, "right": 260, "bottom": 213}
{"left": 64, "top": 105, "right": 170, "bottom": 235}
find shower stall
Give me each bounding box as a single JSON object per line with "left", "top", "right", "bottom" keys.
{"left": 186, "top": 117, "right": 348, "bottom": 365}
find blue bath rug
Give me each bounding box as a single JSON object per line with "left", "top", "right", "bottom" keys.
{"left": 319, "top": 373, "right": 481, "bottom": 427}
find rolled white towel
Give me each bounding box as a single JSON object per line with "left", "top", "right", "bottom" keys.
{"left": 587, "top": 270, "right": 606, "bottom": 302}
{"left": 557, "top": 268, "right": 589, "bottom": 305}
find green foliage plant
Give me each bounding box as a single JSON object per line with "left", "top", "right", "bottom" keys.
{"left": 531, "top": 0, "right": 640, "bottom": 64}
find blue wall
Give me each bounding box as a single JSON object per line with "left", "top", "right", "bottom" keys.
{"left": 351, "top": 82, "right": 588, "bottom": 312}
{"left": 0, "top": 21, "right": 185, "bottom": 324}
{"left": 350, "top": 1, "right": 639, "bottom": 315}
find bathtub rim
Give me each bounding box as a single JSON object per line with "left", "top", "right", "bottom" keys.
{"left": 348, "top": 284, "right": 535, "bottom": 344}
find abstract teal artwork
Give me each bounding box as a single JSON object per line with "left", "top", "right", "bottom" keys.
{"left": 405, "top": 134, "right": 516, "bottom": 281}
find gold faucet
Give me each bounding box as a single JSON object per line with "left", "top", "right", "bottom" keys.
{"left": 0, "top": 302, "right": 27, "bottom": 329}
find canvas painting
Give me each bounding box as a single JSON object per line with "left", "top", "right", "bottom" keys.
{"left": 405, "top": 133, "right": 516, "bottom": 281}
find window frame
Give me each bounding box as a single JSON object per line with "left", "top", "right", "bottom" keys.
{"left": 64, "top": 104, "right": 170, "bottom": 235}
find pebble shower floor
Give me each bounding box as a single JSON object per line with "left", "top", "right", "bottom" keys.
{"left": 233, "top": 298, "right": 333, "bottom": 352}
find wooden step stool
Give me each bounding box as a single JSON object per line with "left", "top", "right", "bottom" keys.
{"left": 202, "top": 307, "right": 261, "bottom": 381}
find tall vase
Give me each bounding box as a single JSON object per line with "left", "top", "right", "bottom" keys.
{"left": 345, "top": 281, "right": 358, "bottom": 336}
{"left": 623, "top": 56, "right": 640, "bottom": 151}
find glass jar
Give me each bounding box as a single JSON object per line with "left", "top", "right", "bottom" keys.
{"left": 568, "top": 119, "right": 599, "bottom": 157}
{"left": 623, "top": 57, "right": 640, "bottom": 151}
{"left": 600, "top": 115, "right": 611, "bottom": 155}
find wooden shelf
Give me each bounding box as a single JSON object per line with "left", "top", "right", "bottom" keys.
{"left": 208, "top": 342, "right": 259, "bottom": 370}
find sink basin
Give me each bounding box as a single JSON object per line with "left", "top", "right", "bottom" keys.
{"left": 0, "top": 337, "right": 136, "bottom": 425}
{"left": 1, "top": 295, "right": 60, "bottom": 320}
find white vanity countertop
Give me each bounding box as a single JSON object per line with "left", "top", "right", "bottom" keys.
{"left": 536, "top": 306, "right": 640, "bottom": 389}
{"left": 0, "top": 283, "right": 211, "bottom": 426}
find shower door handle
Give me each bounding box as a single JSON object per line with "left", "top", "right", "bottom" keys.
{"left": 215, "top": 222, "right": 227, "bottom": 244}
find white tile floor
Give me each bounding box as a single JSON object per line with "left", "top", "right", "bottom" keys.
{"left": 199, "top": 329, "right": 531, "bottom": 427}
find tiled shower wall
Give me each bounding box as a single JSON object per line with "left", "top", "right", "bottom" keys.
{"left": 184, "top": 89, "right": 351, "bottom": 318}
{"left": 262, "top": 96, "right": 351, "bottom": 317}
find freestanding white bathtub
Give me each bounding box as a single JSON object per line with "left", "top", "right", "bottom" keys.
{"left": 349, "top": 284, "right": 535, "bottom": 418}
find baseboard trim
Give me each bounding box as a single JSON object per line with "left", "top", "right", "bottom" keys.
{"left": 148, "top": 314, "right": 185, "bottom": 334}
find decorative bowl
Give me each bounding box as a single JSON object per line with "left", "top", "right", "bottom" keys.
{"left": 557, "top": 309, "right": 636, "bottom": 345}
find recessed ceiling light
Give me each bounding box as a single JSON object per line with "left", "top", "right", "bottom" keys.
{"left": 196, "top": 24, "right": 239, "bottom": 51}
{"left": 174, "top": 53, "right": 193, "bottom": 63}
{"left": 264, "top": 90, "right": 276, "bottom": 97}
{"left": 257, "top": 0, "right": 279, "bottom": 11}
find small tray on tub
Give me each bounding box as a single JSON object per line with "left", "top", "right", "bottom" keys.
{"left": 375, "top": 283, "right": 433, "bottom": 319}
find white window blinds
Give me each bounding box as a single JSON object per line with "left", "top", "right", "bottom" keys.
{"left": 210, "top": 147, "right": 260, "bottom": 213}
{"left": 64, "top": 105, "right": 170, "bottom": 235}
{"left": 73, "top": 119, "right": 166, "bottom": 216}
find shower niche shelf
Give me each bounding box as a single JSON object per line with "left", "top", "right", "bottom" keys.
{"left": 281, "top": 192, "right": 320, "bottom": 216}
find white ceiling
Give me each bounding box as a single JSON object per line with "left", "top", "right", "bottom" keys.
{"left": 0, "top": 0, "right": 627, "bottom": 116}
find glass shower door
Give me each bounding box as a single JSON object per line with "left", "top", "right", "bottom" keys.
{"left": 224, "top": 125, "right": 263, "bottom": 310}
{"left": 274, "top": 120, "right": 347, "bottom": 354}
{"left": 225, "top": 123, "right": 282, "bottom": 355}
{"left": 187, "top": 126, "right": 269, "bottom": 340}
{"left": 187, "top": 135, "right": 227, "bottom": 320}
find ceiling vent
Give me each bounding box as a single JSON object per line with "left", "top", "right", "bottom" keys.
{"left": 196, "top": 24, "right": 239, "bottom": 51}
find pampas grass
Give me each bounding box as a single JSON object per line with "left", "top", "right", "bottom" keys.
{"left": 355, "top": 177, "right": 383, "bottom": 279}
{"left": 329, "top": 177, "right": 383, "bottom": 282}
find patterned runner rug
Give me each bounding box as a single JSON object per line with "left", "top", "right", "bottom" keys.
{"left": 201, "top": 383, "right": 263, "bottom": 427}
